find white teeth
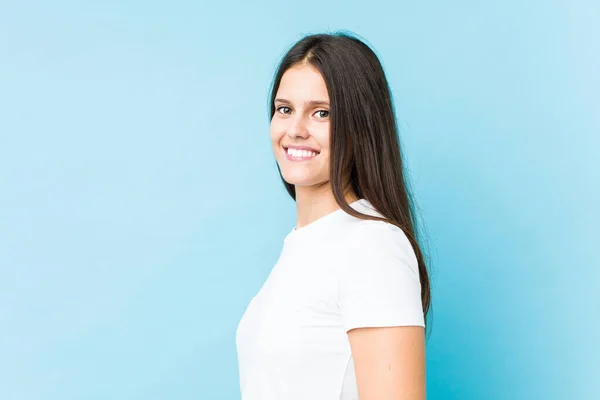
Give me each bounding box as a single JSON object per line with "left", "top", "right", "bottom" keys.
{"left": 287, "top": 148, "right": 318, "bottom": 158}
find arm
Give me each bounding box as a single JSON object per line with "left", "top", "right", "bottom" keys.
{"left": 347, "top": 325, "right": 426, "bottom": 399}
{"left": 339, "top": 222, "right": 427, "bottom": 399}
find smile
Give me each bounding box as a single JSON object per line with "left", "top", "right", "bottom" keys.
{"left": 284, "top": 146, "right": 320, "bottom": 161}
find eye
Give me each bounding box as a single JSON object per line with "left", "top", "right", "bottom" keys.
{"left": 276, "top": 106, "right": 292, "bottom": 115}
{"left": 315, "top": 110, "right": 330, "bottom": 119}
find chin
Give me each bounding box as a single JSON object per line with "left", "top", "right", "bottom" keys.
{"left": 283, "top": 173, "right": 327, "bottom": 187}
{"left": 281, "top": 174, "right": 313, "bottom": 186}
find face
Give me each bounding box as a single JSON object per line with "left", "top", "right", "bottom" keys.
{"left": 270, "top": 64, "right": 331, "bottom": 188}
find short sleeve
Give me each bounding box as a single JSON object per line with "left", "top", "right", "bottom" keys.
{"left": 338, "top": 221, "right": 425, "bottom": 332}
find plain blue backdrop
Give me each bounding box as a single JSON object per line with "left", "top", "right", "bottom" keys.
{"left": 1, "top": 0, "right": 598, "bottom": 399}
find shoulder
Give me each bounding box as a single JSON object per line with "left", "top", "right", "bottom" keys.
{"left": 337, "top": 218, "right": 425, "bottom": 331}
{"left": 345, "top": 219, "right": 419, "bottom": 275}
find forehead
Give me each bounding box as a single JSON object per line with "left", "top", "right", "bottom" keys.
{"left": 276, "top": 64, "right": 329, "bottom": 101}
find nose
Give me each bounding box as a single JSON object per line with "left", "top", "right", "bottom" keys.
{"left": 287, "top": 115, "right": 309, "bottom": 139}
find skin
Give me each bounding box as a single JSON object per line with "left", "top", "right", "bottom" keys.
{"left": 270, "top": 62, "right": 426, "bottom": 399}
{"left": 349, "top": 326, "right": 426, "bottom": 399}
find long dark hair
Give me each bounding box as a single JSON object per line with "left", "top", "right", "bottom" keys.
{"left": 268, "top": 31, "right": 432, "bottom": 336}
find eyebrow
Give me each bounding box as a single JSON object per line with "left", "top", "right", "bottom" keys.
{"left": 274, "top": 98, "right": 330, "bottom": 107}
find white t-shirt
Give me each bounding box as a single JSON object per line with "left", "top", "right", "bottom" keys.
{"left": 236, "top": 198, "right": 424, "bottom": 400}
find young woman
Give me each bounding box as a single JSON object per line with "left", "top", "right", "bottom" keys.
{"left": 236, "top": 32, "right": 431, "bottom": 400}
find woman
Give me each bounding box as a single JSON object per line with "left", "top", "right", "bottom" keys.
{"left": 236, "top": 31, "right": 431, "bottom": 400}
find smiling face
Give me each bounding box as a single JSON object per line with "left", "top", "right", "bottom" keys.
{"left": 270, "top": 63, "right": 331, "bottom": 188}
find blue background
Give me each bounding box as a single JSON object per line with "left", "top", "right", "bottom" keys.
{"left": 1, "top": 0, "right": 598, "bottom": 398}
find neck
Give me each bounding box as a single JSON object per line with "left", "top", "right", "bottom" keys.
{"left": 294, "top": 183, "right": 359, "bottom": 230}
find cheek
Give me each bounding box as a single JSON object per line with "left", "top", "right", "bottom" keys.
{"left": 312, "top": 123, "right": 330, "bottom": 149}
{"left": 269, "top": 119, "right": 285, "bottom": 143}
